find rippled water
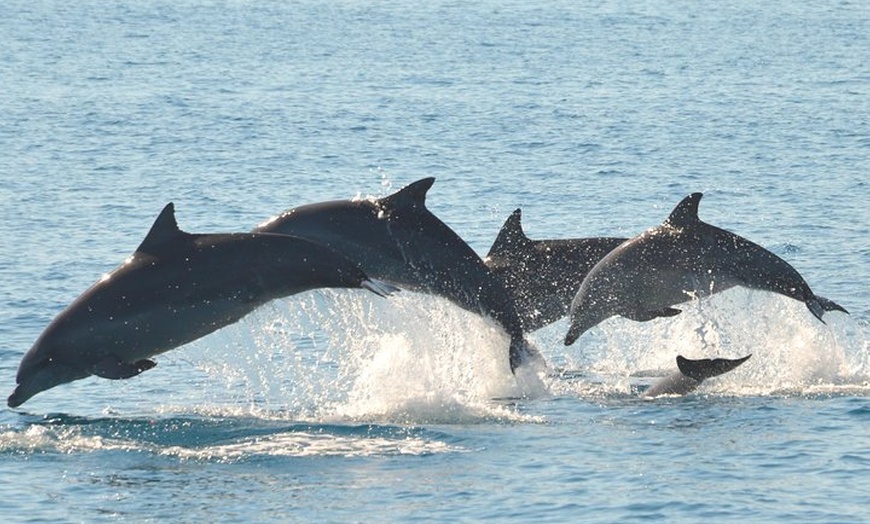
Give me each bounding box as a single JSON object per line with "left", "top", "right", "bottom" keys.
{"left": 1, "top": 1, "right": 868, "bottom": 522}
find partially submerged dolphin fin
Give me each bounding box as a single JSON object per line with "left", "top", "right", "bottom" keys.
{"left": 361, "top": 279, "right": 402, "bottom": 298}
{"left": 136, "top": 203, "right": 191, "bottom": 255}
{"left": 509, "top": 335, "right": 540, "bottom": 373}
{"left": 379, "top": 177, "right": 435, "bottom": 210}
{"left": 487, "top": 209, "right": 531, "bottom": 260}
{"left": 676, "top": 354, "right": 751, "bottom": 383}
{"left": 625, "top": 307, "right": 682, "bottom": 322}
{"left": 91, "top": 357, "right": 157, "bottom": 380}
{"left": 664, "top": 192, "right": 703, "bottom": 228}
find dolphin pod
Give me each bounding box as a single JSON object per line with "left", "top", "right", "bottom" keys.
{"left": 565, "top": 192, "right": 848, "bottom": 345}
{"left": 8, "top": 203, "right": 396, "bottom": 407}
{"left": 7, "top": 183, "right": 849, "bottom": 407}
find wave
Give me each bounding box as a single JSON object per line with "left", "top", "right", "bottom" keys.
{"left": 0, "top": 411, "right": 467, "bottom": 462}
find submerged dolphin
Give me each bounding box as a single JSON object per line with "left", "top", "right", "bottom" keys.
{"left": 254, "top": 178, "right": 537, "bottom": 371}
{"left": 484, "top": 209, "right": 625, "bottom": 331}
{"left": 643, "top": 354, "right": 751, "bottom": 397}
{"left": 565, "top": 193, "right": 848, "bottom": 345}
{"left": 8, "top": 203, "right": 394, "bottom": 407}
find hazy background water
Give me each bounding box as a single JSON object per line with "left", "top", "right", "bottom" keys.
{"left": 1, "top": 1, "right": 868, "bottom": 522}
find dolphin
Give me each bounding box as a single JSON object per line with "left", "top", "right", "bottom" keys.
{"left": 254, "top": 178, "right": 537, "bottom": 371}
{"left": 565, "top": 193, "right": 848, "bottom": 345}
{"left": 484, "top": 208, "right": 625, "bottom": 331}
{"left": 8, "top": 203, "right": 395, "bottom": 408}
{"left": 643, "top": 354, "right": 751, "bottom": 397}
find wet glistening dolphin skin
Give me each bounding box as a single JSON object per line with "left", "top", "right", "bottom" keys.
{"left": 254, "top": 177, "right": 538, "bottom": 372}
{"left": 565, "top": 193, "right": 848, "bottom": 345}
{"left": 484, "top": 208, "right": 625, "bottom": 332}
{"left": 8, "top": 203, "right": 394, "bottom": 408}
{"left": 643, "top": 354, "right": 752, "bottom": 397}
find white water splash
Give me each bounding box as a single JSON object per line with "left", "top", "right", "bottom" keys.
{"left": 0, "top": 425, "right": 139, "bottom": 455}
{"left": 161, "top": 431, "right": 466, "bottom": 462}
{"left": 184, "top": 286, "right": 867, "bottom": 411}
{"left": 557, "top": 288, "right": 869, "bottom": 397}
{"left": 0, "top": 421, "right": 465, "bottom": 461}
{"left": 187, "top": 290, "right": 549, "bottom": 424}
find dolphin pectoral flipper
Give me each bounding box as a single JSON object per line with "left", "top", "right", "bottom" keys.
{"left": 676, "top": 354, "right": 751, "bottom": 382}
{"left": 91, "top": 357, "right": 157, "bottom": 380}
{"left": 625, "top": 307, "right": 682, "bottom": 322}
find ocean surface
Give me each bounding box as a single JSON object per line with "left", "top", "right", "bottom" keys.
{"left": 1, "top": 1, "right": 868, "bottom": 522}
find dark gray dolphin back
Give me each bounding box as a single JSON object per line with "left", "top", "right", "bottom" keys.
{"left": 674, "top": 193, "right": 847, "bottom": 321}
{"left": 256, "top": 178, "right": 535, "bottom": 371}
{"left": 485, "top": 208, "right": 625, "bottom": 331}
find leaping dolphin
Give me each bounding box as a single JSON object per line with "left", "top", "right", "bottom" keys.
{"left": 643, "top": 354, "right": 751, "bottom": 397}
{"left": 565, "top": 193, "right": 848, "bottom": 345}
{"left": 484, "top": 209, "right": 625, "bottom": 331}
{"left": 254, "top": 178, "right": 538, "bottom": 371}
{"left": 8, "top": 203, "right": 395, "bottom": 408}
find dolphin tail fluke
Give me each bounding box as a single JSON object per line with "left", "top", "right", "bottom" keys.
{"left": 361, "top": 279, "right": 401, "bottom": 298}
{"left": 676, "top": 354, "right": 751, "bottom": 383}
{"left": 815, "top": 295, "right": 849, "bottom": 315}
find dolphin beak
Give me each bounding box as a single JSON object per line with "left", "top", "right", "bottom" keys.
{"left": 7, "top": 386, "right": 29, "bottom": 408}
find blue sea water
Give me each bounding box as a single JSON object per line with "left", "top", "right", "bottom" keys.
{"left": 1, "top": 0, "right": 868, "bottom": 522}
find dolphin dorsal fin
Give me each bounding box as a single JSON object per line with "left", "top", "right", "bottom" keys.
{"left": 676, "top": 354, "right": 751, "bottom": 382}
{"left": 665, "top": 193, "right": 703, "bottom": 228}
{"left": 135, "top": 203, "right": 188, "bottom": 255}
{"left": 379, "top": 177, "right": 435, "bottom": 210}
{"left": 487, "top": 209, "right": 530, "bottom": 259}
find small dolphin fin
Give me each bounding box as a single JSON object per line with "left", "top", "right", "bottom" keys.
{"left": 676, "top": 354, "right": 751, "bottom": 383}
{"left": 664, "top": 192, "right": 703, "bottom": 228}
{"left": 509, "top": 335, "right": 540, "bottom": 373}
{"left": 486, "top": 209, "right": 531, "bottom": 260}
{"left": 92, "top": 357, "right": 157, "bottom": 380}
{"left": 625, "top": 307, "right": 682, "bottom": 322}
{"left": 379, "top": 178, "right": 436, "bottom": 210}
{"left": 135, "top": 203, "right": 189, "bottom": 255}
{"left": 361, "top": 279, "right": 401, "bottom": 298}
{"left": 815, "top": 295, "right": 849, "bottom": 315}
